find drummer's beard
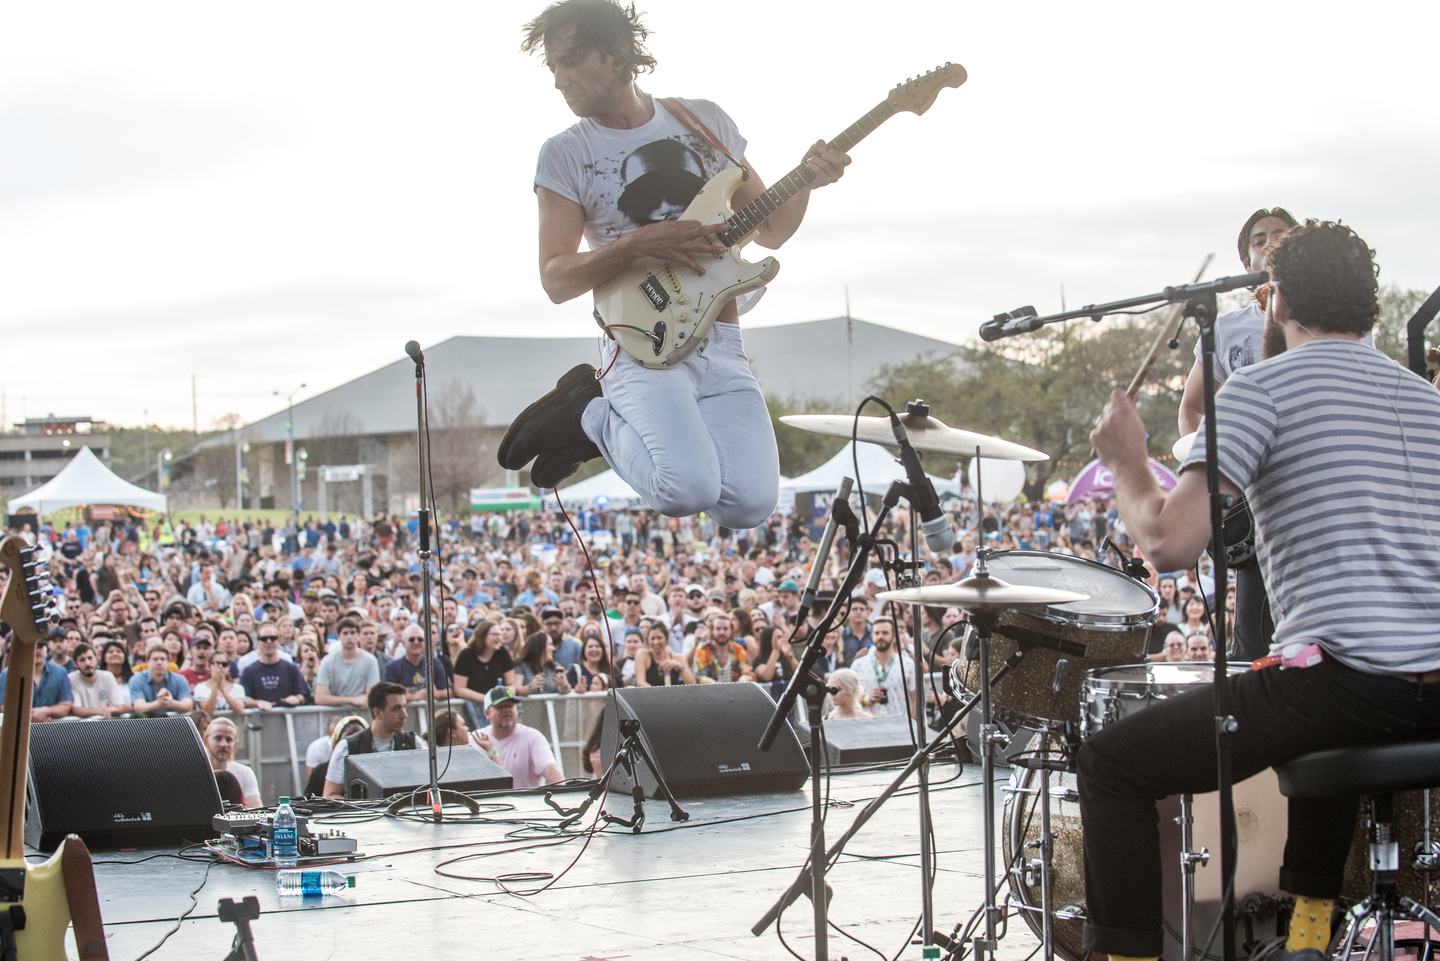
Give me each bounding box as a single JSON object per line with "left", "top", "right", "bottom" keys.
{"left": 1262, "top": 318, "right": 1288, "bottom": 360}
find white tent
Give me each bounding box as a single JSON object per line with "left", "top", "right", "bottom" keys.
{"left": 8, "top": 446, "right": 167, "bottom": 516}
{"left": 788, "top": 441, "right": 961, "bottom": 495}
{"left": 552, "top": 469, "right": 648, "bottom": 510}
{"left": 554, "top": 468, "right": 800, "bottom": 516}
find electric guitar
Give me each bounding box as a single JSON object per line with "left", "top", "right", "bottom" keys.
{"left": 596, "top": 63, "right": 968, "bottom": 370}
{"left": 0, "top": 536, "right": 108, "bottom": 960}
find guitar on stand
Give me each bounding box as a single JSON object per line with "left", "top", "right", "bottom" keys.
{"left": 0, "top": 535, "right": 108, "bottom": 960}
{"left": 595, "top": 63, "right": 968, "bottom": 369}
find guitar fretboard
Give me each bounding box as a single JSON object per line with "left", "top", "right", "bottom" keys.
{"left": 717, "top": 100, "right": 896, "bottom": 246}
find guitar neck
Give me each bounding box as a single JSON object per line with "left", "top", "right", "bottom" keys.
{"left": 0, "top": 638, "right": 35, "bottom": 861}
{"left": 719, "top": 99, "right": 896, "bottom": 245}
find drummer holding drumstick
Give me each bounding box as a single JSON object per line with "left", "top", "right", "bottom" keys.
{"left": 1083, "top": 221, "right": 1440, "bottom": 961}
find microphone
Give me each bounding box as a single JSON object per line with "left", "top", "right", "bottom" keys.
{"left": 979, "top": 305, "right": 1039, "bottom": 343}
{"left": 889, "top": 414, "right": 956, "bottom": 554}
{"left": 799, "top": 477, "right": 853, "bottom": 624}
{"left": 405, "top": 340, "right": 425, "bottom": 368}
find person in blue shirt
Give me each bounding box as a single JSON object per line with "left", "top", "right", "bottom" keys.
{"left": 454, "top": 569, "right": 494, "bottom": 608}
{"left": 128, "top": 643, "right": 195, "bottom": 715}
{"left": 515, "top": 570, "right": 559, "bottom": 609}
{"left": 0, "top": 639, "right": 73, "bottom": 722}
{"left": 383, "top": 626, "right": 451, "bottom": 700}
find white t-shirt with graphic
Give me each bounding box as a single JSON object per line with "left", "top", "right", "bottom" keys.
{"left": 1194, "top": 302, "right": 1375, "bottom": 384}
{"left": 534, "top": 97, "right": 748, "bottom": 252}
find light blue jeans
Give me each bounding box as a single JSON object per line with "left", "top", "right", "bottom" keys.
{"left": 582, "top": 321, "right": 779, "bottom": 529}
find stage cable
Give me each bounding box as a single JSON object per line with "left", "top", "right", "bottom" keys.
{"left": 131, "top": 860, "right": 216, "bottom": 961}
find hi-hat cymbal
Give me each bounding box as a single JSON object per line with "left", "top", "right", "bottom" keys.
{"left": 779, "top": 413, "right": 1048, "bottom": 462}
{"left": 878, "top": 575, "right": 1089, "bottom": 611}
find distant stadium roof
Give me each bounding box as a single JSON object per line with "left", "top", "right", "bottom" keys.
{"left": 237, "top": 317, "right": 967, "bottom": 442}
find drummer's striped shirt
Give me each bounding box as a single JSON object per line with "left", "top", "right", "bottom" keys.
{"left": 1183, "top": 339, "right": 1440, "bottom": 675}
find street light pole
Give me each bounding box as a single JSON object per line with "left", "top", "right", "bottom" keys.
{"left": 157, "top": 448, "right": 172, "bottom": 515}
{"left": 235, "top": 436, "right": 250, "bottom": 512}
{"left": 273, "top": 384, "right": 306, "bottom": 522}
{"left": 143, "top": 410, "right": 150, "bottom": 491}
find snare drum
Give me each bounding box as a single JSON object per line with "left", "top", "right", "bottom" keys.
{"left": 1081, "top": 662, "right": 1247, "bottom": 741}
{"left": 951, "top": 551, "right": 1159, "bottom": 730}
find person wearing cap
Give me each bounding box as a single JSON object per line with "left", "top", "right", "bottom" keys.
{"left": 472, "top": 686, "right": 562, "bottom": 789}
{"left": 705, "top": 587, "right": 729, "bottom": 610}
{"left": 861, "top": 568, "right": 891, "bottom": 620}
{"left": 323, "top": 681, "right": 417, "bottom": 798}
{"left": 455, "top": 569, "right": 494, "bottom": 609}
{"left": 540, "top": 607, "right": 582, "bottom": 668}
{"left": 759, "top": 579, "right": 801, "bottom": 624}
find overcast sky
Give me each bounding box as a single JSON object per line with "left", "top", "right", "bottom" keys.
{"left": 4, "top": 0, "right": 1437, "bottom": 430}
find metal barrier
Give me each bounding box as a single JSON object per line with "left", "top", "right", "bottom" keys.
{"left": 225, "top": 693, "right": 610, "bottom": 805}
{"left": 215, "top": 671, "right": 959, "bottom": 804}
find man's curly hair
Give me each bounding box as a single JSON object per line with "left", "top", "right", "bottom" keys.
{"left": 521, "top": 0, "right": 657, "bottom": 82}
{"left": 1267, "top": 220, "right": 1380, "bottom": 336}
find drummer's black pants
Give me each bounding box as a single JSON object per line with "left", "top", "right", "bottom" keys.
{"left": 1078, "top": 657, "right": 1440, "bottom": 957}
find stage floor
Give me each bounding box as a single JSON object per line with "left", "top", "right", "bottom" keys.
{"left": 78, "top": 764, "right": 1042, "bottom": 961}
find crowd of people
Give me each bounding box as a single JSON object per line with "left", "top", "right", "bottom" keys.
{"left": 0, "top": 492, "right": 1226, "bottom": 801}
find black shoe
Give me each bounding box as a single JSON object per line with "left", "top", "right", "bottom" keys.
{"left": 530, "top": 442, "right": 602, "bottom": 490}
{"left": 497, "top": 364, "right": 603, "bottom": 471}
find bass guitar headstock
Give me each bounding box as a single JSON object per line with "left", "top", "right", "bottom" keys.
{"left": 0, "top": 536, "right": 59, "bottom": 647}
{"left": 887, "top": 62, "right": 967, "bottom": 117}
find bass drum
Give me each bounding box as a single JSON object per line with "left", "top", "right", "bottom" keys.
{"left": 1005, "top": 664, "right": 1287, "bottom": 961}
{"left": 953, "top": 551, "right": 1159, "bottom": 731}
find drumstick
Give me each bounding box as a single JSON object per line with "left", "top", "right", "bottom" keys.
{"left": 1125, "top": 253, "right": 1214, "bottom": 400}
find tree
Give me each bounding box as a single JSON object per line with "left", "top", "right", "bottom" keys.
{"left": 867, "top": 307, "right": 1198, "bottom": 499}
{"left": 1373, "top": 284, "right": 1436, "bottom": 365}
{"left": 427, "top": 381, "right": 488, "bottom": 514}
{"left": 765, "top": 392, "right": 850, "bottom": 479}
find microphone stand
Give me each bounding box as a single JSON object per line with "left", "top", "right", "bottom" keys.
{"left": 757, "top": 480, "right": 906, "bottom": 961}
{"left": 407, "top": 344, "right": 477, "bottom": 821}
{"left": 984, "top": 277, "right": 1253, "bottom": 961}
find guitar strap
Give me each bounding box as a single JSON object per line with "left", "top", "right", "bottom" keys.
{"left": 61, "top": 835, "right": 108, "bottom": 960}
{"left": 656, "top": 98, "right": 749, "bottom": 181}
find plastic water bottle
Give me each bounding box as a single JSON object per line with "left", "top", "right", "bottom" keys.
{"left": 275, "top": 869, "right": 356, "bottom": 897}
{"left": 271, "top": 797, "right": 299, "bottom": 868}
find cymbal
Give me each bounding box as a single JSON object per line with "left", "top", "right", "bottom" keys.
{"left": 878, "top": 575, "right": 1089, "bottom": 611}
{"left": 779, "top": 413, "right": 1048, "bottom": 462}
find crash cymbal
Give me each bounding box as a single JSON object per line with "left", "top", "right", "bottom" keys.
{"left": 878, "top": 575, "right": 1089, "bottom": 611}
{"left": 779, "top": 413, "right": 1047, "bottom": 462}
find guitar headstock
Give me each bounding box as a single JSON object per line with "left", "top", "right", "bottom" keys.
{"left": 0, "top": 536, "right": 58, "bottom": 647}
{"left": 887, "top": 63, "right": 968, "bottom": 117}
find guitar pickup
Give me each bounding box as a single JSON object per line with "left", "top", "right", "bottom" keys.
{"left": 639, "top": 274, "right": 670, "bottom": 311}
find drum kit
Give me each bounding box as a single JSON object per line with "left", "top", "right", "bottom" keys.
{"left": 770, "top": 401, "right": 1439, "bottom": 961}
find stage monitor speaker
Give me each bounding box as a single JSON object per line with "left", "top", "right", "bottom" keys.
{"left": 600, "top": 685, "right": 808, "bottom": 799}
{"left": 344, "top": 747, "right": 512, "bottom": 800}
{"left": 795, "top": 715, "right": 919, "bottom": 766}
{"left": 26, "top": 716, "right": 222, "bottom": 851}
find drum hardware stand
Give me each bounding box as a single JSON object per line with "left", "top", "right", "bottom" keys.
{"left": 1334, "top": 794, "right": 1440, "bottom": 961}
{"left": 754, "top": 629, "right": 1025, "bottom": 947}
{"left": 544, "top": 718, "right": 689, "bottom": 833}
{"left": 1415, "top": 789, "right": 1439, "bottom": 958}
{"left": 1178, "top": 794, "right": 1210, "bottom": 961}
{"left": 985, "top": 271, "right": 1267, "bottom": 961}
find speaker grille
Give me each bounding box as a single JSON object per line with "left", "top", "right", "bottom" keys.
{"left": 601, "top": 685, "right": 808, "bottom": 798}
{"left": 27, "top": 717, "right": 221, "bottom": 850}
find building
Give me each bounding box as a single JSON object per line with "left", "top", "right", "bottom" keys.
{"left": 0, "top": 417, "right": 110, "bottom": 498}
{"left": 166, "top": 317, "right": 971, "bottom": 515}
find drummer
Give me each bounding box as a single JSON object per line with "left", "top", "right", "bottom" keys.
{"left": 1085, "top": 221, "right": 1440, "bottom": 961}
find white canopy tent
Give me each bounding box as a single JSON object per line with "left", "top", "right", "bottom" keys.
{"left": 8, "top": 446, "right": 167, "bottom": 516}
{"left": 552, "top": 469, "right": 648, "bottom": 510}
{"left": 788, "top": 441, "right": 961, "bottom": 496}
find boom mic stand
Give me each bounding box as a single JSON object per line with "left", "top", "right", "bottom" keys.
{"left": 758, "top": 479, "right": 921, "bottom": 960}
{"left": 405, "top": 341, "right": 478, "bottom": 821}
{"left": 983, "top": 271, "right": 1264, "bottom": 961}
